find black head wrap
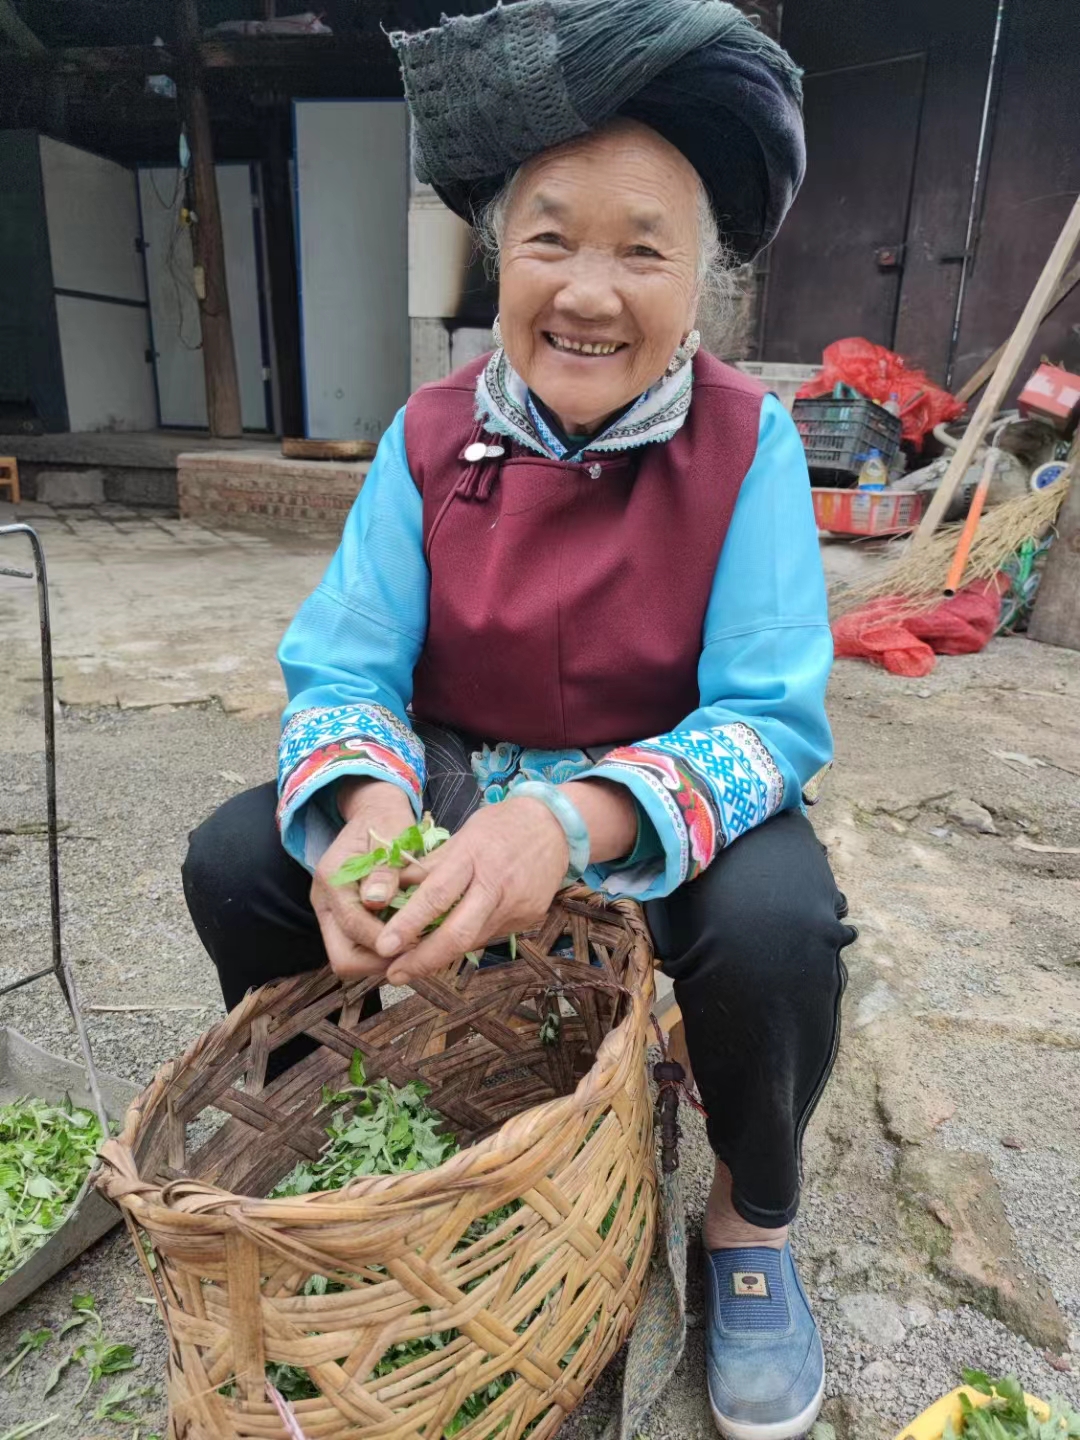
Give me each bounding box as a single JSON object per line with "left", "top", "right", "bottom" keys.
{"left": 391, "top": 0, "right": 804, "bottom": 262}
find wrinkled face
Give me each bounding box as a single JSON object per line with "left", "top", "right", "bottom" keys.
{"left": 498, "top": 119, "right": 702, "bottom": 436}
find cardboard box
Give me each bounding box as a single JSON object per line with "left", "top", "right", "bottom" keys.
{"left": 1018, "top": 363, "right": 1080, "bottom": 433}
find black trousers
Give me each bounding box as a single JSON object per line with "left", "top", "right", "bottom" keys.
{"left": 182, "top": 725, "right": 854, "bottom": 1228}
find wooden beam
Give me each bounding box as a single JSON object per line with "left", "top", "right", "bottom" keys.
{"left": 200, "top": 34, "right": 344, "bottom": 68}
{"left": 955, "top": 258, "right": 1080, "bottom": 406}
{"left": 912, "top": 190, "right": 1080, "bottom": 547}
{"left": 0, "top": 34, "right": 372, "bottom": 76}
{"left": 0, "top": 0, "right": 45, "bottom": 54}
{"left": 175, "top": 0, "right": 242, "bottom": 439}
{"left": 0, "top": 43, "right": 173, "bottom": 76}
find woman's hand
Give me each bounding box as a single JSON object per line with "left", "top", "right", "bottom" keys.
{"left": 374, "top": 780, "right": 638, "bottom": 985}
{"left": 374, "top": 796, "right": 570, "bottom": 984}
{"left": 311, "top": 778, "right": 418, "bottom": 979}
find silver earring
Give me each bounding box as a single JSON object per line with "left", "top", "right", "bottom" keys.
{"left": 666, "top": 329, "right": 701, "bottom": 375}
{"left": 492, "top": 314, "right": 503, "bottom": 349}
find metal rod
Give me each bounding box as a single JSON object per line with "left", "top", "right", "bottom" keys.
{"left": 0, "top": 968, "right": 53, "bottom": 1000}
{"left": 945, "top": 0, "right": 1007, "bottom": 389}
{"left": 0, "top": 524, "right": 110, "bottom": 1133}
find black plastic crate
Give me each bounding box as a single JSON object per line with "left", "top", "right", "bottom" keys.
{"left": 792, "top": 396, "right": 902, "bottom": 479}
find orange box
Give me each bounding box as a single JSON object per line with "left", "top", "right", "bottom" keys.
{"left": 812, "top": 487, "right": 923, "bottom": 535}
{"left": 1018, "top": 363, "right": 1080, "bottom": 433}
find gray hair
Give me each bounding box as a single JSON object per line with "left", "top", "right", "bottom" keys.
{"left": 474, "top": 164, "right": 738, "bottom": 337}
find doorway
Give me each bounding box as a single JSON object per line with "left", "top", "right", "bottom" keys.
{"left": 759, "top": 0, "right": 999, "bottom": 382}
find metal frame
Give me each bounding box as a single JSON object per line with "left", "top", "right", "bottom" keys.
{"left": 0, "top": 523, "right": 108, "bottom": 1131}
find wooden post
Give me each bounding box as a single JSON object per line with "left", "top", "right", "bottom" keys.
{"left": 175, "top": 0, "right": 242, "bottom": 438}
{"left": 912, "top": 191, "right": 1080, "bottom": 547}
{"left": 1027, "top": 433, "right": 1080, "bottom": 651}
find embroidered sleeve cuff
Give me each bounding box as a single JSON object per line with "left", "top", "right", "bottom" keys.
{"left": 585, "top": 723, "right": 784, "bottom": 900}
{"left": 276, "top": 702, "right": 426, "bottom": 871}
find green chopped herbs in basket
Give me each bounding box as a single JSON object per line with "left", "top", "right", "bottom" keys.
{"left": 0, "top": 1097, "right": 104, "bottom": 1286}
{"left": 223, "top": 1051, "right": 526, "bottom": 1433}
{"left": 269, "top": 1048, "right": 458, "bottom": 1189}
{"left": 944, "top": 1372, "right": 1080, "bottom": 1440}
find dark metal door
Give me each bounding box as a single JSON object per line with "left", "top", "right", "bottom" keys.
{"left": 950, "top": 0, "right": 1080, "bottom": 395}
{"left": 760, "top": 54, "right": 926, "bottom": 364}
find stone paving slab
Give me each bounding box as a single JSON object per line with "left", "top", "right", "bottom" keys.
{"left": 0, "top": 512, "right": 330, "bottom": 720}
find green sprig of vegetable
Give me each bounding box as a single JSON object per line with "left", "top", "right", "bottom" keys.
{"left": 943, "top": 1371, "right": 1080, "bottom": 1440}
{"left": 42, "top": 1292, "right": 138, "bottom": 1404}
{"left": 329, "top": 815, "right": 450, "bottom": 886}
{"left": 1, "top": 1292, "right": 152, "bottom": 1438}
{"left": 0, "top": 1096, "right": 104, "bottom": 1286}
{"left": 329, "top": 814, "right": 517, "bottom": 967}
{"left": 91, "top": 1377, "right": 156, "bottom": 1423}
{"left": 0, "top": 1327, "right": 52, "bottom": 1382}
{"left": 0, "top": 1417, "right": 60, "bottom": 1439}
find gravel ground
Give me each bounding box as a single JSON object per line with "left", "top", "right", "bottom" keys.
{"left": 2, "top": 524, "right": 1078, "bottom": 1440}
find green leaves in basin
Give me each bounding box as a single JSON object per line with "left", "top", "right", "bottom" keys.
{"left": 0, "top": 1096, "right": 104, "bottom": 1286}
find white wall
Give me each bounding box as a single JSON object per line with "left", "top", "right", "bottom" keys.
{"left": 295, "top": 100, "right": 409, "bottom": 441}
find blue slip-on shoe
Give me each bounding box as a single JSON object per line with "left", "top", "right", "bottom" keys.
{"left": 704, "top": 1243, "right": 825, "bottom": 1440}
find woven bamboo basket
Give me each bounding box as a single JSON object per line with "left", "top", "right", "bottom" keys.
{"left": 96, "top": 889, "right": 657, "bottom": 1440}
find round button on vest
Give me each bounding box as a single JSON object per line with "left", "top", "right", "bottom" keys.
{"left": 587, "top": 462, "right": 602, "bottom": 479}
{"left": 463, "top": 441, "right": 488, "bottom": 463}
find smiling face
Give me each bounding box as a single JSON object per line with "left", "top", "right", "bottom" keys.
{"left": 497, "top": 119, "right": 703, "bottom": 436}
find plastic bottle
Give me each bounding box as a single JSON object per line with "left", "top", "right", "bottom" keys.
{"left": 857, "top": 448, "right": 888, "bottom": 489}
{"left": 883, "top": 392, "right": 901, "bottom": 418}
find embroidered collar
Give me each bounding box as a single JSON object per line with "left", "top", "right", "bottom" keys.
{"left": 475, "top": 348, "right": 694, "bottom": 460}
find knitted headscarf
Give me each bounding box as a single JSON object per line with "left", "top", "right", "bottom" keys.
{"left": 390, "top": 0, "right": 805, "bottom": 263}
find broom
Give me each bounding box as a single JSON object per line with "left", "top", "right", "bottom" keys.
{"left": 829, "top": 474, "right": 1071, "bottom": 617}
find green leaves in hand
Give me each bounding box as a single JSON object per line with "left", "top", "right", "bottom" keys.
{"left": 329, "top": 815, "right": 450, "bottom": 887}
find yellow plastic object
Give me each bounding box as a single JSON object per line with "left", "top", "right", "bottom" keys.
{"left": 895, "top": 1386, "right": 1051, "bottom": 1440}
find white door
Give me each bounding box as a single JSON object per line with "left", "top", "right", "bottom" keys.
{"left": 294, "top": 100, "right": 409, "bottom": 442}
{"left": 138, "top": 164, "right": 272, "bottom": 430}
{"left": 39, "top": 137, "right": 158, "bottom": 431}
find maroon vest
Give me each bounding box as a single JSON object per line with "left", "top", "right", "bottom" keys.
{"left": 404, "top": 351, "right": 765, "bottom": 750}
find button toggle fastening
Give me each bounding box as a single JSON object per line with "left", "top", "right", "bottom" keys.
{"left": 462, "top": 442, "right": 506, "bottom": 463}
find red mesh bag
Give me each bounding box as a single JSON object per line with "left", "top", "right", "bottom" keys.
{"left": 832, "top": 577, "right": 1007, "bottom": 676}
{"left": 797, "top": 338, "right": 964, "bottom": 448}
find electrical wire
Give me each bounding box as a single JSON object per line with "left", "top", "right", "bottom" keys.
{"left": 144, "top": 162, "right": 204, "bottom": 351}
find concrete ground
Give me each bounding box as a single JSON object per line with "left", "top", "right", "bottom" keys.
{"left": 1, "top": 510, "right": 1078, "bottom": 1440}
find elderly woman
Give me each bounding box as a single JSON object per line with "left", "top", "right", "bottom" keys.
{"left": 183, "top": 3, "right": 856, "bottom": 1435}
